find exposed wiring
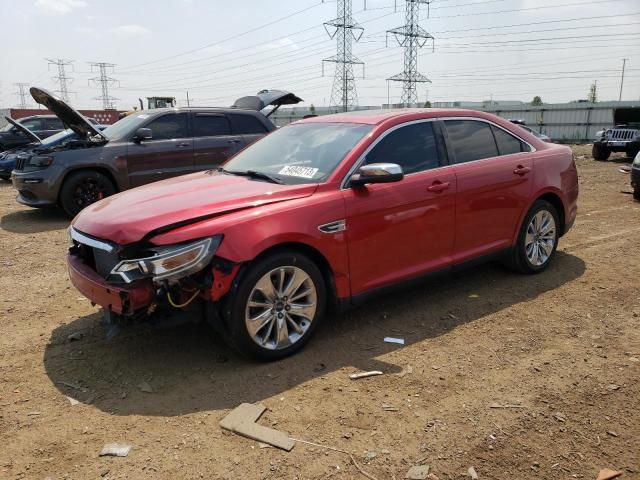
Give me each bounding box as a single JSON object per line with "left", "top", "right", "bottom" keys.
{"left": 167, "top": 289, "right": 200, "bottom": 308}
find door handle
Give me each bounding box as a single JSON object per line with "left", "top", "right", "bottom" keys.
{"left": 176, "top": 143, "right": 191, "bottom": 148}
{"left": 427, "top": 181, "right": 450, "bottom": 193}
{"left": 513, "top": 165, "right": 531, "bottom": 175}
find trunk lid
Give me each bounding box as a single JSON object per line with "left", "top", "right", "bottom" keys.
{"left": 29, "top": 87, "right": 107, "bottom": 141}
{"left": 4, "top": 117, "right": 41, "bottom": 144}
{"left": 232, "top": 89, "right": 302, "bottom": 117}
{"left": 72, "top": 171, "right": 318, "bottom": 245}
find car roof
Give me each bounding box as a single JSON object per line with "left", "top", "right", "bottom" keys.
{"left": 296, "top": 108, "right": 503, "bottom": 125}
{"left": 137, "top": 107, "right": 265, "bottom": 115}
{"left": 19, "top": 115, "right": 59, "bottom": 121}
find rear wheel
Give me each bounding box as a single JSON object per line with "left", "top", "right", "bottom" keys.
{"left": 225, "top": 251, "right": 326, "bottom": 361}
{"left": 592, "top": 144, "right": 611, "bottom": 161}
{"left": 59, "top": 170, "right": 116, "bottom": 218}
{"left": 504, "top": 200, "right": 559, "bottom": 274}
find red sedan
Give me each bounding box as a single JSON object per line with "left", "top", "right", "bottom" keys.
{"left": 68, "top": 108, "right": 578, "bottom": 360}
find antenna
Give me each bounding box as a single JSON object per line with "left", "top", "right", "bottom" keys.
{"left": 322, "top": 0, "right": 365, "bottom": 112}
{"left": 88, "top": 62, "right": 120, "bottom": 109}
{"left": 386, "top": 0, "right": 435, "bottom": 107}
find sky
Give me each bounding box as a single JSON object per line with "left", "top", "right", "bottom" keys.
{"left": 0, "top": 0, "right": 639, "bottom": 111}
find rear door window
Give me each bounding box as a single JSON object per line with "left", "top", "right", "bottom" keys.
{"left": 445, "top": 120, "right": 499, "bottom": 164}
{"left": 145, "top": 113, "right": 190, "bottom": 140}
{"left": 20, "top": 119, "right": 43, "bottom": 131}
{"left": 45, "top": 118, "right": 64, "bottom": 130}
{"left": 228, "top": 113, "right": 268, "bottom": 134}
{"left": 491, "top": 125, "right": 527, "bottom": 155}
{"left": 193, "top": 114, "right": 231, "bottom": 137}
{"left": 364, "top": 121, "right": 441, "bottom": 175}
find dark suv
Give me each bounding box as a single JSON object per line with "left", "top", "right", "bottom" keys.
{"left": 12, "top": 87, "right": 301, "bottom": 217}
{"left": 0, "top": 115, "right": 65, "bottom": 152}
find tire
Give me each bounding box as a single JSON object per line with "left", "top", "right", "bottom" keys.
{"left": 634, "top": 188, "right": 640, "bottom": 202}
{"left": 592, "top": 144, "right": 611, "bottom": 161}
{"left": 626, "top": 148, "right": 639, "bottom": 160}
{"left": 59, "top": 170, "right": 116, "bottom": 218}
{"left": 504, "top": 200, "right": 560, "bottom": 274}
{"left": 224, "top": 251, "right": 326, "bottom": 361}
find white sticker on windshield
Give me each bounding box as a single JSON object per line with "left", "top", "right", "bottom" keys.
{"left": 278, "top": 165, "right": 319, "bottom": 179}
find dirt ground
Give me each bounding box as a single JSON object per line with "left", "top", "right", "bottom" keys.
{"left": 0, "top": 145, "right": 638, "bottom": 480}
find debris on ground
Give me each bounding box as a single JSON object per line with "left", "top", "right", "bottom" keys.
{"left": 553, "top": 412, "right": 567, "bottom": 422}
{"left": 405, "top": 465, "right": 430, "bottom": 479}
{"left": 382, "top": 403, "right": 399, "bottom": 412}
{"left": 99, "top": 443, "right": 131, "bottom": 457}
{"left": 596, "top": 469, "right": 623, "bottom": 480}
{"left": 384, "top": 337, "right": 405, "bottom": 345}
{"left": 398, "top": 365, "right": 414, "bottom": 377}
{"left": 219, "top": 403, "right": 295, "bottom": 451}
{"left": 67, "top": 332, "right": 83, "bottom": 342}
{"left": 489, "top": 403, "right": 524, "bottom": 409}
{"left": 606, "top": 431, "right": 619, "bottom": 437}
{"left": 468, "top": 466, "right": 479, "bottom": 479}
{"left": 292, "top": 437, "right": 378, "bottom": 480}
{"left": 349, "top": 370, "right": 383, "bottom": 380}
{"left": 137, "top": 381, "right": 154, "bottom": 393}
{"left": 65, "top": 396, "right": 79, "bottom": 406}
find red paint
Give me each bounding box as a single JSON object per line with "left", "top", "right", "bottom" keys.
{"left": 9, "top": 108, "right": 123, "bottom": 125}
{"left": 70, "top": 108, "right": 578, "bottom": 306}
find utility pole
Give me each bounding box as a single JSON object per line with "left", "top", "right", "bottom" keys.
{"left": 186, "top": 91, "right": 190, "bottom": 107}
{"left": 322, "top": 0, "right": 364, "bottom": 112}
{"left": 13, "top": 83, "right": 30, "bottom": 108}
{"left": 88, "top": 62, "right": 119, "bottom": 109}
{"left": 387, "top": 0, "right": 434, "bottom": 107}
{"left": 45, "top": 58, "right": 74, "bottom": 102}
{"left": 619, "top": 58, "right": 628, "bottom": 102}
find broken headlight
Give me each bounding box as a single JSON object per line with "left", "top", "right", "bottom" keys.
{"left": 110, "top": 236, "right": 222, "bottom": 284}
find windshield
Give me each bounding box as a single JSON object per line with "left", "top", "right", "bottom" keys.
{"left": 101, "top": 113, "right": 150, "bottom": 141}
{"left": 223, "top": 122, "right": 373, "bottom": 185}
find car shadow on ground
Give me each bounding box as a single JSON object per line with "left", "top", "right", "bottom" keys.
{"left": 43, "top": 251, "right": 585, "bottom": 416}
{"left": 0, "top": 208, "right": 68, "bottom": 234}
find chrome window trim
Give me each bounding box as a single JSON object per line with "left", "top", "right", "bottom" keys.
{"left": 340, "top": 118, "right": 441, "bottom": 190}
{"left": 69, "top": 227, "right": 115, "bottom": 253}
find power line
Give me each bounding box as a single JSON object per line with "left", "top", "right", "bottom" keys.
{"left": 88, "top": 62, "right": 119, "bottom": 109}
{"left": 13, "top": 83, "right": 30, "bottom": 109}
{"left": 45, "top": 58, "right": 74, "bottom": 101}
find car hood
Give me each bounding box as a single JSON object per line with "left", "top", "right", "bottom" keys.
{"left": 4, "top": 117, "right": 41, "bottom": 143}
{"left": 72, "top": 172, "right": 318, "bottom": 245}
{"left": 29, "top": 87, "right": 106, "bottom": 141}
{"left": 232, "top": 89, "right": 302, "bottom": 117}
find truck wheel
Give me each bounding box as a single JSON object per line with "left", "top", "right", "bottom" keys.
{"left": 59, "top": 170, "right": 116, "bottom": 218}
{"left": 504, "top": 200, "right": 559, "bottom": 274}
{"left": 592, "top": 144, "right": 611, "bottom": 161}
{"left": 225, "top": 251, "right": 326, "bottom": 361}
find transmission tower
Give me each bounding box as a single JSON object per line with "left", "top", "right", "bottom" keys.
{"left": 46, "top": 58, "right": 74, "bottom": 101}
{"left": 387, "top": 0, "right": 435, "bottom": 106}
{"left": 13, "top": 83, "right": 30, "bottom": 108}
{"left": 322, "top": 0, "right": 364, "bottom": 112}
{"left": 88, "top": 62, "right": 119, "bottom": 109}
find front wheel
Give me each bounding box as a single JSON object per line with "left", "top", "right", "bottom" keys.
{"left": 504, "top": 200, "right": 560, "bottom": 274}
{"left": 592, "top": 144, "right": 611, "bottom": 161}
{"left": 225, "top": 252, "right": 327, "bottom": 361}
{"left": 59, "top": 170, "right": 116, "bottom": 218}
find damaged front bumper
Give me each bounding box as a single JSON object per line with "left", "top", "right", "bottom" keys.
{"left": 67, "top": 253, "right": 155, "bottom": 315}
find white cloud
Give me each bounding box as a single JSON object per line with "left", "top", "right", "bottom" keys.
{"left": 110, "top": 24, "right": 151, "bottom": 37}
{"left": 34, "top": 0, "right": 87, "bottom": 15}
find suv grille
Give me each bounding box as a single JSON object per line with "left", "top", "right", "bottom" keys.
{"left": 608, "top": 129, "right": 637, "bottom": 140}
{"left": 14, "top": 155, "right": 29, "bottom": 171}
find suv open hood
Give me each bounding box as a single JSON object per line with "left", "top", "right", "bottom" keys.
{"left": 232, "top": 89, "right": 302, "bottom": 117}
{"left": 4, "top": 117, "right": 41, "bottom": 144}
{"left": 29, "top": 87, "right": 106, "bottom": 141}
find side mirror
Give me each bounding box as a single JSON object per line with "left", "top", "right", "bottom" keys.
{"left": 133, "top": 127, "right": 153, "bottom": 142}
{"left": 349, "top": 163, "right": 404, "bottom": 187}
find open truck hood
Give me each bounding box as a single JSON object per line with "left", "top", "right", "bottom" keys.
{"left": 29, "top": 87, "right": 106, "bottom": 141}
{"left": 72, "top": 171, "right": 317, "bottom": 245}
{"left": 4, "top": 117, "right": 41, "bottom": 144}
{"left": 232, "top": 89, "right": 302, "bottom": 117}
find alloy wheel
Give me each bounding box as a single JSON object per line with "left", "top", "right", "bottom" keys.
{"left": 73, "top": 177, "right": 109, "bottom": 208}
{"left": 245, "top": 266, "right": 317, "bottom": 350}
{"left": 525, "top": 209, "right": 556, "bottom": 266}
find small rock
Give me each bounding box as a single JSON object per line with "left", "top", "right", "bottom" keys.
{"left": 468, "top": 466, "right": 479, "bottom": 479}
{"left": 629, "top": 357, "right": 639, "bottom": 362}
{"left": 364, "top": 451, "right": 377, "bottom": 461}
{"left": 406, "top": 465, "right": 430, "bottom": 479}
{"left": 137, "top": 381, "right": 154, "bottom": 393}
{"left": 66, "top": 396, "right": 80, "bottom": 406}
{"left": 553, "top": 412, "right": 566, "bottom": 422}
{"left": 100, "top": 468, "right": 110, "bottom": 477}
{"left": 606, "top": 384, "right": 620, "bottom": 391}
{"left": 67, "top": 332, "right": 83, "bottom": 342}
{"left": 606, "top": 431, "right": 619, "bottom": 437}
{"left": 99, "top": 443, "right": 131, "bottom": 457}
